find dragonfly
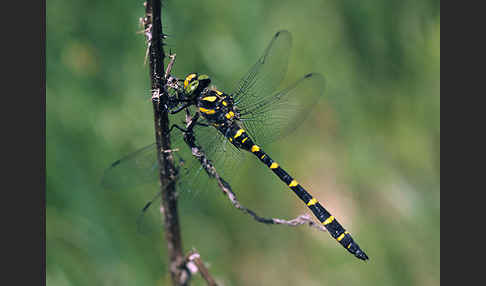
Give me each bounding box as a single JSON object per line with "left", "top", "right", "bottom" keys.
{"left": 103, "top": 30, "right": 369, "bottom": 261}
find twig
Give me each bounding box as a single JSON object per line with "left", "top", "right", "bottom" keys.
{"left": 186, "top": 250, "right": 218, "bottom": 286}
{"left": 181, "top": 112, "right": 327, "bottom": 233}
{"left": 165, "top": 53, "right": 176, "bottom": 79}
{"left": 143, "top": 1, "right": 188, "bottom": 285}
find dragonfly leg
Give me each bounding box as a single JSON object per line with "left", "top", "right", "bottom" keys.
{"left": 196, "top": 122, "right": 210, "bottom": 127}
{"left": 169, "top": 124, "right": 188, "bottom": 133}
{"left": 166, "top": 75, "right": 182, "bottom": 90}
{"left": 169, "top": 102, "right": 192, "bottom": 114}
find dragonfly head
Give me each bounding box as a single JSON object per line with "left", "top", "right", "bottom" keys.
{"left": 183, "top": 73, "right": 211, "bottom": 96}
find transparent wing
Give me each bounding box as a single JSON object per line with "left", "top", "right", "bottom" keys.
{"left": 239, "top": 73, "right": 326, "bottom": 146}
{"left": 191, "top": 117, "right": 245, "bottom": 181}
{"left": 100, "top": 116, "right": 242, "bottom": 193}
{"left": 232, "top": 30, "right": 292, "bottom": 111}
{"left": 100, "top": 114, "right": 238, "bottom": 191}
{"left": 101, "top": 143, "right": 159, "bottom": 190}
{"left": 130, "top": 122, "right": 246, "bottom": 234}
{"left": 100, "top": 127, "right": 222, "bottom": 233}
{"left": 101, "top": 129, "right": 190, "bottom": 191}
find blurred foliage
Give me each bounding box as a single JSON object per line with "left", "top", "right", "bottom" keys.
{"left": 47, "top": 0, "right": 440, "bottom": 285}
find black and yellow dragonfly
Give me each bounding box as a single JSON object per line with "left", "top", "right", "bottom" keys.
{"left": 103, "top": 30, "right": 369, "bottom": 261}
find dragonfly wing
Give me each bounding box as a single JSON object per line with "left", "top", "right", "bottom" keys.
{"left": 232, "top": 30, "right": 292, "bottom": 111}
{"left": 101, "top": 143, "right": 159, "bottom": 190}
{"left": 101, "top": 129, "right": 190, "bottom": 190}
{"left": 240, "top": 73, "right": 326, "bottom": 146}
{"left": 191, "top": 120, "right": 245, "bottom": 181}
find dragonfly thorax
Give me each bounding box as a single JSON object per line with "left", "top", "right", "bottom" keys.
{"left": 182, "top": 73, "right": 239, "bottom": 125}
{"left": 196, "top": 88, "right": 238, "bottom": 125}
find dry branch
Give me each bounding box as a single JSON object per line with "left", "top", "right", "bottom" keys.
{"left": 143, "top": 1, "right": 187, "bottom": 285}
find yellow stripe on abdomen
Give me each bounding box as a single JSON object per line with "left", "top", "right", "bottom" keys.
{"left": 323, "top": 216, "right": 334, "bottom": 225}
{"left": 225, "top": 111, "right": 235, "bottom": 119}
{"left": 337, "top": 233, "right": 346, "bottom": 241}
{"left": 307, "top": 198, "right": 318, "bottom": 206}
{"left": 270, "top": 162, "right": 279, "bottom": 169}
{"left": 289, "top": 180, "right": 298, "bottom": 187}
{"left": 234, "top": 129, "right": 245, "bottom": 139}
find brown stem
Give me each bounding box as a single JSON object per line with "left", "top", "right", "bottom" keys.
{"left": 143, "top": 1, "right": 187, "bottom": 285}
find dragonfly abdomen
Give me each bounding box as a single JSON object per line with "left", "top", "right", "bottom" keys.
{"left": 225, "top": 124, "right": 369, "bottom": 261}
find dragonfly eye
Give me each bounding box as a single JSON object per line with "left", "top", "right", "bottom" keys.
{"left": 183, "top": 73, "right": 211, "bottom": 95}
{"left": 185, "top": 80, "right": 199, "bottom": 95}
{"left": 183, "top": 73, "right": 198, "bottom": 89}
{"left": 197, "top": 74, "right": 211, "bottom": 88}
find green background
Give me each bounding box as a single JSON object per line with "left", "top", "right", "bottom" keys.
{"left": 46, "top": 0, "right": 440, "bottom": 285}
